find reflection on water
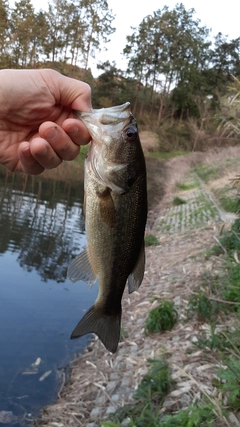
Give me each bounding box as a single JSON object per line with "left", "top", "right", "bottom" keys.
{"left": 0, "top": 168, "right": 98, "bottom": 426}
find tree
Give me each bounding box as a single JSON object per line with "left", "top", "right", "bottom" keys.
{"left": 0, "top": 0, "right": 9, "bottom": 54}
{"left": 0, "top": 0, "right": 12, "bottom": 67}
{"left": 10, "top": 0, "right": 36, "bottom": 66}
{"left": 45, "top": 0, "right": 66, "bottom": 63}
{"left": 80, "top": 0, "right": 115, "bottom": 70}
{"left": 123, "top": 3, "right": 211, "bottom": 121}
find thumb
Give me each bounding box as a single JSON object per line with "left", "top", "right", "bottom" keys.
{"left": 54, "top": 72, "right": 92, "bottom": 112}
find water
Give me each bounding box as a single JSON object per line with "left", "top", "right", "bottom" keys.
{"left": 0, "top": 168, "right": 98, "bottom": 426}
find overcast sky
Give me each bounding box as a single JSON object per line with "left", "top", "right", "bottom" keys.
{"left": 19, "top": 0, "right": 240, "bottom": 76}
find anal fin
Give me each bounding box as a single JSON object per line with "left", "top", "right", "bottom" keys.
{"left": 128, "top": 243, "right": 145, "bottom": 293}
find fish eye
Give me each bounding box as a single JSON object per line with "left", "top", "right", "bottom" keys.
{"left": 125, "top": 126, "right": 138, "bottom": 142}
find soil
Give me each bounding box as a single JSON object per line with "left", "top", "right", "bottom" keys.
{"left": 35, "top": 144, "right": 240, "bottom": 427}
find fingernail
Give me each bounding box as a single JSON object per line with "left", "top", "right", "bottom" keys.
{"left": 68, "top": 126, "right": 78, "bottom": 136}
{"left": 38, "top": 146, "right": 48, "bottom": 155}
{"left": 45, "top": 127, "right": 58, "bottom": 140}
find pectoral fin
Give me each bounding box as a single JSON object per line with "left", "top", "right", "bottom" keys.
{"left": 67, "top": 246, "right": 97, "bottom": 287}
{"left": 97, "top": 188, "right": 116, "bottom": 228}
{"left": 128, "top": 243, "right": 145, "bottom": 293}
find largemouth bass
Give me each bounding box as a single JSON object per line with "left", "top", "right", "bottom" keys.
{"left": 67, "top": 102, "right": 147, "bottom": 353}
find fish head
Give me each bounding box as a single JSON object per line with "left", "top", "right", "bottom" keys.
{"left": 74, "top": 103, "right": 145, "bottom": 193}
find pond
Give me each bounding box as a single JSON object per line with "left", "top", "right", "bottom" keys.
{"left": 0, "top": 167, "right": 98, "bottom": 426}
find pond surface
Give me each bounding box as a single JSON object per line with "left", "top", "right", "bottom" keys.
{"left": 0, "top": 168, "right": 98, "bottom": 426}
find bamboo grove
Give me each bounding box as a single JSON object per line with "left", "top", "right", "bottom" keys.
{"left": 1, "top": 0, "right": 240, "bottom": 149}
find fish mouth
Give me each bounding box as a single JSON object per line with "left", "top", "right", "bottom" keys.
{"left": 73, "top": 102, "right": 131, "bottom": 127}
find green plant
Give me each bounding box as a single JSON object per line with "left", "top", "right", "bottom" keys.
{"left": 145, "top": 234, "right": 159, "bottom": 246}
{"left": 107, "top": 359, "right": 172, "bottom": 427}
{"left": 160, "top": 403, "right": 216, "bottom": 426}
{"left": 74, "top": 144, "right": 89, "bottom": 164}
{"left": 195, "top": 164, "right": 220, "bottom": 183}
{"left": 173, "top": 196, "right": 187, "bottom": 205}
{"left": 213, "top": 187, "right": 240, "bottom": 214}
{"left": 145, "top": 300, "right": 178, "bottom": 334}
{"left": 134, "top": 359, "right": 171, "bottom": 403}
{"left": 205, "top": 244, "right": 225, "bottom": 259}
{"left": 217, "top": 357, "right": 240, "bottom": 410}
{"left": 119, "top": 327, "right": 129, "bottom": 341}
{"left": 187, "top": 290, "right": 221, "bottom": 322}
{"left": 176, "top": 181, "right": 197, "bottom": 191}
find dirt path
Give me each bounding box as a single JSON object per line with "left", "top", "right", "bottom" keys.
{"left": 36, "top": 147, "right": 240, "bottom": 427}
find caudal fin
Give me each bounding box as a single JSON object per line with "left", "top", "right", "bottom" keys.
{"left": 71, "top": 305, "right": 121, "bottom": 353}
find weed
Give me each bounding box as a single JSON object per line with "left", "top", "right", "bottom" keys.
{"left": 135, "top": 359, "right": 171, "bottom": 403}
{"left": 107, "top": 359, "right": 172, "bottom": 427}
{"left": 74, "top": 144, "right": 89, "bottom": 164}
{"left": 160, "top": 403, "right": 217, "bottom": 426}
{"left": 222, "top": 263, "right": 240, "bottom": 312}
{"left": 213, "top": 187, "right": 240, "bottom": 214}
{"left": 187, "top": 290, "right": 221, "bottom": 322}
{"left": 173, "top": 196, "right": 187, "bottom": 205}
{"left": 205, "top": 244, "right": 224, "bottom": 259}
{"left": 119, "top": 327, "right": 129, "bottom": 341}
{"left": 195, "top": 164, "right": 220, "bottom": 183}
{"left": 176, "top": 181, "right": 197, "bottom": 191}
{"left": 217, "top": 357, "right": 240, "bottom": 410}
{"left": 145, "top": 300, "right": 178, "bottom": 334}
{"left": 198, "top": 328, "right": 240, "bottom": 354}
{"left": 145, "top": 234, "right": 159, "bottom": 246}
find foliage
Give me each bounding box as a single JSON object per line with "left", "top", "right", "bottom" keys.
{"left": 176, "top": 182, "right": 198, "bottom": 191}
{"left": 202, "top": 218, "right": 240, "bottom": 312}
{"left": 173, "top": 196, "right": 187, "bottom": 205}
{"left": 213, "top": 186, "right": 240, "bottom": 214}
{"left": 218, "top": 75, "right": 240, "bottom": 138}
{"left": 0, "top": 0, "right": 115, "bottom": 69}
{"left": 160, "top": 403, "right": 216, "bottom": 427}
{"left": 217, "top": 357, "right": 240, "bottom": 410}
{"left": 145, "top": 300, "right": 178, "bottom": 334}
{"left": 187, "top": 290, "right": 221, "bottom": 322}
{"left": 195, "top": 164, "right": 220, "bottom": 182}
{"left": 145, "top": 234, "right": 159, "bottom": 246}
{"left": 107, "top": 359, "right": 172, "bottom": 427}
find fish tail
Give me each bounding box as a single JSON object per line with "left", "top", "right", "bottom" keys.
{"left": 71, "top": 305, "right": 121, "bottom": 353}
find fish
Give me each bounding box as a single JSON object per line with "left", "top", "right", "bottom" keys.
{"left": 67, "top": 102, "right": 147, "bottom": 353}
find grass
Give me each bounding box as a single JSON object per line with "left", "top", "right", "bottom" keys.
{"left": 101, "top": 358, "right": 218, "bottom": 427}
{"left": 195, "top": 164, "right": 220, "bottom": 183}
{"left": 187, "top": 289, "right": 221, "bottom": 323}
{"left": 145, "top": 300, "right": 178, "bottom": 334}
{"left": 102, "top": 358, "right": 172, "bottom": 427}
{"left": 176, "top": 181, "right": 198, "bottom": 191}
{"left": 74, "top": 144, "right": 89, "bottom": 164}
{"left": 213, "top": 187, "right": 240, "bottom": 214}
{"left": 173, "top": 196, "right": 187, "bottom": 205}
{"left": 145, "top": 234, "right": 159, "bottom": 246}
{"left": 217, "top": 357, "right": 240, "bottom": 410}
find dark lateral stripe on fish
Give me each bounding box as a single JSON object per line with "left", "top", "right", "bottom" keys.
{"left": 70, "top": 305, "right": 121, "bottom": 353}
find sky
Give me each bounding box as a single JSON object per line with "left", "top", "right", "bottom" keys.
{"left": 30, "top": 0, "right": 240, "bottom": 76}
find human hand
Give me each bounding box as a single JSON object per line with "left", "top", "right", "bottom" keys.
{"left": 0, "top": 69, "right": 91, "bottom": 174}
